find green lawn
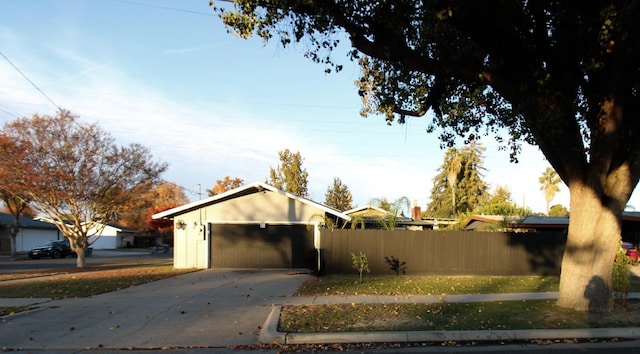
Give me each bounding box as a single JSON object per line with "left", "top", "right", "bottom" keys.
{"left": 281, "top": 273, "right": 640, "bottom": 333}
{"left": 296, "top": 274, "right": 560, "bottom": 296}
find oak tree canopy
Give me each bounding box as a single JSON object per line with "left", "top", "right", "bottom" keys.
{"left": 212, "top": 1, "right": 640, "bottom": 312}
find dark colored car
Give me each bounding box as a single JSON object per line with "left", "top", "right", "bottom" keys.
{"left": 622, "top": 242, "right": 639, "bottom": 262}
{"left": 28, "top": 240, "right": 72, "bottom": 259}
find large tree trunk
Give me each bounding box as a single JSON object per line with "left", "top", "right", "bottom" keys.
{"left": 557, "top": 185, "right": 621, "bottom": 312}
{"left": 75, "top": 247, "right": 87, "bottom": 268}
{"left": 67, "top": 236, "right": 88, "bottom": 268}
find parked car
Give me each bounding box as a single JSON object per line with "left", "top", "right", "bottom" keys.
{"left": 28, "top": 240, "right": 72, "bottom": 259}
{"left": 622, "top": 242, "right": 639, "bottom": 262}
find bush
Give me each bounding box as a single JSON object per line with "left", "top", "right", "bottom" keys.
{"left": 384, "top": 256, "right": 407, "bottom": 276}
{"left": 613, "top": 244, "right": 632, "bottom": 303}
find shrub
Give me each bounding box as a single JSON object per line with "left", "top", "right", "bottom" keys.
{"left": 613, "top": 244, "right": 632, "bottom": 303}
{"left": 384, "top": 256, "right": 407, "bottom": 276}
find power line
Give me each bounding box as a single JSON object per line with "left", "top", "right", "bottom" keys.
{"left": 109, "top": 0, "right": 215, "bottom": 16}
{"left": 0, "top": 50, "right": 62, "bottom": 111}
{"left": 0, "top": 103, "right": 21, "bottom": 119}
{"left": 0, "top": 107, "right": 20, "bottom": 119}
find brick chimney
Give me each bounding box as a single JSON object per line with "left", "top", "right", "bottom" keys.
{"left": 411, "top": 200, "right": 421, "bottom": 220}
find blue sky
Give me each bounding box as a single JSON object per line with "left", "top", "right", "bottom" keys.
{"left": 2, "top": 0, "right": 618, "bottom": 214}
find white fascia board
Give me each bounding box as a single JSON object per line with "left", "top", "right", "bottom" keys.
{"left": 152, "top": 181, "right": 351, "bottom": 221}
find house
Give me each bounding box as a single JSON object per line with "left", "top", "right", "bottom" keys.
{"left": 0, "top": 213, "right": 62, "bottom": 252}
{"left": 463, "top": 215, "right": 570, "bottom": 233}
{"left": 34, "top": 217, "right": 139, "bottom": 249}
{"left": 86, "top": 223, "right": 140, "bottom": 249}
{"left": 462, "top": 213, "right": 640, "bottom": 245}
{"left": 152, "top": 181, "right": 351, "bottom": 269}
{"left": 343, "top": 205, "right": 457, "bottom": 230}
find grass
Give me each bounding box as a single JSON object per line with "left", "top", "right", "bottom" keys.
{"left": 295, "top": 274, "right": 560, "bottom": 296}
{"left": 280, "top": 300, "right": 640, "bottom": 333}
{"left": 280, "top": 272, "right": 640, "bottom": 333}
{"left": 4, "top": 263, "right": 640, "bottom": 333}
{"left": 0, "top": 262, "right": 196, "bottom": 315}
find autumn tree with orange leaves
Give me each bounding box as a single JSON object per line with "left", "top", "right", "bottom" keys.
{"left": 0, "top": 111, "right": 167, "bottom": 267}
{"left": 118, "top": 182, "right": 189, "bottom": 231}
{"left": 208, "top": 176, "right": 244, "bottom": 196}
{"left": 146, "top": 204, "right": 179, "bottom": 233}
{"left": 0, "top": 134, "right": 34, "bottom": 257}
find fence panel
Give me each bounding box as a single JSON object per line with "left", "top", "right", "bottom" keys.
{"left": 319, "top": 229, "right": 565, "bottom": 276}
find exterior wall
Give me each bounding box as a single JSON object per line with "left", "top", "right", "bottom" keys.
{"left": 14, "top": 228, "right": 62, "bottom": 251}
{"left": 198, "top": 191, "right": 324, "bottom": 224}
{"left": 173, "top": 210, "right": 209, "bottom": 269}
{"left": 171, "top": 191, "right": 326, "bottom": 269}
{"left": 320, "top": 229, "right": 566, "bottom": 276}
{"left": 87, "top": 225, "right": 121, "bottom": 249}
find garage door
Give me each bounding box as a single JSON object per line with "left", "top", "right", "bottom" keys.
{"left": 210, "top": 224, "right": 313, "bottom": 268}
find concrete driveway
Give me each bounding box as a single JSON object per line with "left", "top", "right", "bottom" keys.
{"left": 1, "top": 268, "right": 311, "bottom": 351}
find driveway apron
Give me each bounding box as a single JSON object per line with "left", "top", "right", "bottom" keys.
{"left": 1, "top": 269, "right": 311, "bottom": 350}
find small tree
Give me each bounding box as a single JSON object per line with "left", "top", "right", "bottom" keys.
{"left": 351, "top": 251, "right": 370, "bottom": 283}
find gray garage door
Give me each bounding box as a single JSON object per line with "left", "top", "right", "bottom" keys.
{"left": 210, "top": 224, "right": 314, "bottom": 268}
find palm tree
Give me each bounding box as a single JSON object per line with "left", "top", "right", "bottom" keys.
{"left": 539, "top": 167, "right": 561, "bottom": 215}
{"left": 369, "top": 196, "right": 411, "bottom": 230}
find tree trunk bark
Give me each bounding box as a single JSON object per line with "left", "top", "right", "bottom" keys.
{"left": 9, "top": 233, "right": 17, "bottom": 257}
{"left": 557, "top": 185, "right": 621, "bottom": 312}
{"left": 75, "top": 247, "right": 86, "bottom": 268}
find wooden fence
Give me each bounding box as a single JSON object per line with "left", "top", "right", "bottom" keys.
{"left": 317, "top": 229, "right": 566, "bottom": 276}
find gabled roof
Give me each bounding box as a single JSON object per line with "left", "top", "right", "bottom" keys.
{"left": 152, "top": 181, "right": 351, "bottom": 221}
{"left": 33, "top": 217, "right": 136, "bottom": 232}
{"left": 463, "top": 214, "right": 570, "bottom": 231}
{"left": 343, "top": 205, "right": 391, "bottom": 217}
{"left": 0, "top": 213, "right": 58, "bottom": 230}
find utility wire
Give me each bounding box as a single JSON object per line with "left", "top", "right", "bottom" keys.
{"left": 0, "top": 107, "right": 20, "bottom": 119}
{"left": 109, "top": 0, "right": 215, "bottom": 16}
{"left": 0, "top": 103, "right": 21, "bottom": 119}
{"left": 0, "top": 50, "right": 62, "bottom": 111}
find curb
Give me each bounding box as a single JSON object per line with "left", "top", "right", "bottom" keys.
{"left": 0, "top": 306, "right": 47, "bottom": 322}
{"left": 259, "top": 306, "right": 640, "bottom": 345}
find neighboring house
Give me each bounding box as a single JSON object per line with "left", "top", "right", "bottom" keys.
{"left": 86, "top": 223, "right": 140, "bottom": 249}
{"left": 462, "top": 213, "right": 640, "bottom": 246}
{"left": 343, "top": 205, "right": 412, "bottom": 230}
{"left": 343, "top": 205, "right": 457, "bottom": 230}
{"left": 34, "top": 217, "right": 139, "bottom": 249}
{"left": 463, "top": 215, "right": 570, "bottom": 233}
{"left": 0, "top": 213, "right": 61, "bottom": 252}
{"left": 152, "top": 181, "right": 351, "bottom": 269}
